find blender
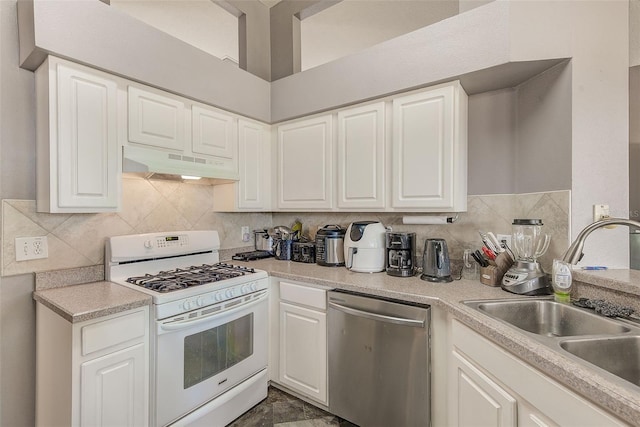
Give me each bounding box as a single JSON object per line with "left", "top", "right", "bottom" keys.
{"left": 501, "top": 219, "right": 552, "bottom": 295}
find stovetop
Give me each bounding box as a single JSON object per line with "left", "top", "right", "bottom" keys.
{"left": 125, "top": 263, "right": 257, "bottom": 293}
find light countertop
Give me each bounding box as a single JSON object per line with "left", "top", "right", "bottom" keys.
{"left": 239, "top": 259, "right": 640, "bottom": 426}
{"left": 32, "top": 260, "right": 640, "bottom": 425}
{"left": 33, "top": 281, "right": 152, "bottom": 323}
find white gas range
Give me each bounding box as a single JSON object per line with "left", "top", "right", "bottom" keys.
{"left": 106, "top": 230, "right": 269, "bottom": 427}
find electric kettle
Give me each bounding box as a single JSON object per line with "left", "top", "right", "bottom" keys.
{"left": 420, "top": 238, "right": 453, "bottom": 282}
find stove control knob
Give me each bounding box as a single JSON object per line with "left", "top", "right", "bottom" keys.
{"left": 225, "top": 289, "right": 234, "bottom": 299}
{"left": 214, "top": 292, "right": 223, "bottom": 302}
{"left": 240, "top": 285, "right": 248, "bottom": 294}
{"left": 183, "top": 300, "right": 192, "bottom": 311}
{"left": 196, "top": 296, "right": 205, "bottom": 307}
{"left": 144, "top": 240, "right": 153, "bottom": 249}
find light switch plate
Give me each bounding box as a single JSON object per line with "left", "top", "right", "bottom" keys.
{"left": 15, "top": 236, "right": 49, "bottom": 261}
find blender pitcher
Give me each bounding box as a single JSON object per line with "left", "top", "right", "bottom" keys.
{"left": 512, "top": 219, "right": 550, "bottom": 261}
{"left": 501, "top": 219, "right": 552, "bottom": 295}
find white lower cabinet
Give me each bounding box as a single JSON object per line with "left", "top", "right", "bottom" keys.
{"left": 452, "top": 349, "right": 517, "bottom": 427}
{"left": 35, "top": 303, "right": 149, "bottom": 427}
{"left": 274, "top": 280, "right": 328, "bottom": 405}
{"left": 449, "top": 320, "right": 626, "bottom": 427}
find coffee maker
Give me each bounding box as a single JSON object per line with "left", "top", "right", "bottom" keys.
{"left": 385, "top": 232, "right": 416, "bottom": 277}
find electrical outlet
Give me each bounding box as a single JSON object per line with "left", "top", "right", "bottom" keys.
{"left": 15, "top": 236, "right": 49, "bottom": 261}
{"left": 593, "top": 204, "right": 610, "bottom": 222}
{"left": 241, "top": 226, "right": 250, "bottom": 242}
{"left": 496, "top": 234, "right": 512, "bottom": 248}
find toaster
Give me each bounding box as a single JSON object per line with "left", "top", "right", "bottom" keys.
{"left": 292, "top": 241, "right": 316, "bottom": 263}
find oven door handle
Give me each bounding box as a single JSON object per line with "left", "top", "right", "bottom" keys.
{"left": 158, "top": 291, "right": 267, "bottom": 332}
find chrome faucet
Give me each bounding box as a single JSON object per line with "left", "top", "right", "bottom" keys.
{"left": 562, "top": 218, "right": 640, "bottom": 264}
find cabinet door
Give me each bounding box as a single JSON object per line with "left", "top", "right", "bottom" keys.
{"left": 128, "top": 85, "right": 184, "bottom": 150}
{"left": 392, "top": 84, "right": 465, "bottom": 210}
{"left": 80, "top": 343, "right": 147, "bottom": 427}
{"left": 192, "top": 105, "right": 237, "bottom": 159}
{"left": 337, "top": 103, "right": 385, "bottom": 209}
{"left": 238, "top": 119, "right": 270, "bottom": 209}
{"left": 277, "top": 115, "right": 332, "bottom": 209}
{"left": 451, "top": 350, "right": 517, "bottom": 427}
{"left": 279, "top": 301, "right": 327, "bottom": 404}
{"left": 56, "top": 62, "right": 120, "bottom": 211}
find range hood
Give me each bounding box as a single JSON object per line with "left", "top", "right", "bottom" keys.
{"left": 122, "top": 145, "right": 239, "bottom": 183}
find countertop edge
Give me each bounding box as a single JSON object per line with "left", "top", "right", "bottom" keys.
{"left": 33, "top": 282, "right": 152, "bottom": 323}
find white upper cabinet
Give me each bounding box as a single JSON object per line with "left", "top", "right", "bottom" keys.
{"left": 128, "top": 85, "right": 185, "bottom": 151}
{"left": 392, "top": 82, "right": 467, "bottom": 211}
{"left": 126, "top": 84, "right": 239, "bottom": 180}
{"left": 277, "top": 115, "right": 333, "bottom": 210}
{"left": 212, "top": 119, "right": 271, "bottom": 211}
{"left": 192, "top": 105, "right": 236, "bottom": 159}
{"left": 36, "top": 56, "right": 121, "bottom": 213}
{"left": 337, "top": 102, "right": 386, "bottom": 209}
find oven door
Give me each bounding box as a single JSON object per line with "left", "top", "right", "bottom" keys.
{"left": 155, "top": 290, "right": 268, "bottom": 427}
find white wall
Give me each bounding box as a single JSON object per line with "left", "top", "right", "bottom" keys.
{"left": 631, "top": 0, "right": 640, "bottom": 67}
{"left": 300, "top": 0, "right": 459, "bottom": 70}
{"left": 0, "top": 2, "right": 37, "bottom": 425}
{"left": 515, "top": 60, "right": 571, "bottom": 193}
{"left": 569, "top": 1, "right": 629, "bottom": 268}
{"left": 467, "top": 88, "right": 517, "bottom": 195}
{"left": 110, "top": 0, "right": 239, "bottom": 63}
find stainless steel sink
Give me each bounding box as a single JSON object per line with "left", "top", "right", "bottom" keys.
{"left": 464, "top": 298, "right": 631, "bottom": 337}
{"left": 463, "top": 297, "right": 640, "bottom": 392}
{"left": 560, "top": 336, "right": 640, "bottom": 387}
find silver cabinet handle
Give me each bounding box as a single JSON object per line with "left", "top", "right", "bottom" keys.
{"left": 328, "top": 301, "right": 425, "bottom": 327}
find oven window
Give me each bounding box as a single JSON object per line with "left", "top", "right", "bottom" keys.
{"left": 183, "top": 313, "right": 253, "bottom": 389}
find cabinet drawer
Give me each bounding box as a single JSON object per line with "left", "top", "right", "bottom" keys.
{"left": 81, "top": 310, "right": 146, "bottom": 356}
{"left": 279, "top": 281, "right": 327, "bottom": 311}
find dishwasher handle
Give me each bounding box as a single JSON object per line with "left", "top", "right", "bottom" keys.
{"left": 328, "top": 301, "right": 425, "bottom": 327}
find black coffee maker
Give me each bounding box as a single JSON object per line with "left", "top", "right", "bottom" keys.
{"left": 385, "top": 232, "right": 416, "bottom": 277}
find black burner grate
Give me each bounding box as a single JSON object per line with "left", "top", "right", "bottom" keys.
{"left": 126, "top": 262, "right": 256, "bottom": 293}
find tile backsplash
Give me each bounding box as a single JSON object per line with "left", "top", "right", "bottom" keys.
{"left": 273, "top": 190, "right": 570, "bottom": 272}
{"left": 1, "top": 176, "right": 272, "bottom": 276}
{"left": 1, "top": 179, "right": 569, "bottom": 277}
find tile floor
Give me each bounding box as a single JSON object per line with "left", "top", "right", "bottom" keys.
{"left": 227, "top": 386, "right": 358, "bottom": 427}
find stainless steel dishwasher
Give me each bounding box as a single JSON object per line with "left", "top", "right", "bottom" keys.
{"left": 328, "top": 290, "right": 430, "bottom": 427}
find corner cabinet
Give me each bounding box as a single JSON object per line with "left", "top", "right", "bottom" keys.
{"left": 212, "top": 119, "right": 272, "bottom": 211}
{"left": 277, "top": 115, "right": 333, "bottom": 210}
{"left": 35, "top": 56, "right": 121, "bottom": 213}
{"left": 35, "top": 304, "right": 149, "bottom": 427}
{"left": 449, "top": 320, "right": 626, "bottom": 427}
{"left": 392, "top": 82, "right": 467, "bottom": 211}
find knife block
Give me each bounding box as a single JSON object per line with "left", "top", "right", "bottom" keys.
{"left": 480, "top": 252, "right": 513, "bottom": 287}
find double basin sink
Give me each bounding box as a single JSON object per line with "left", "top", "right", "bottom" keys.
{"left": 463, "top": 298, "right": 640, "bottom": 390}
